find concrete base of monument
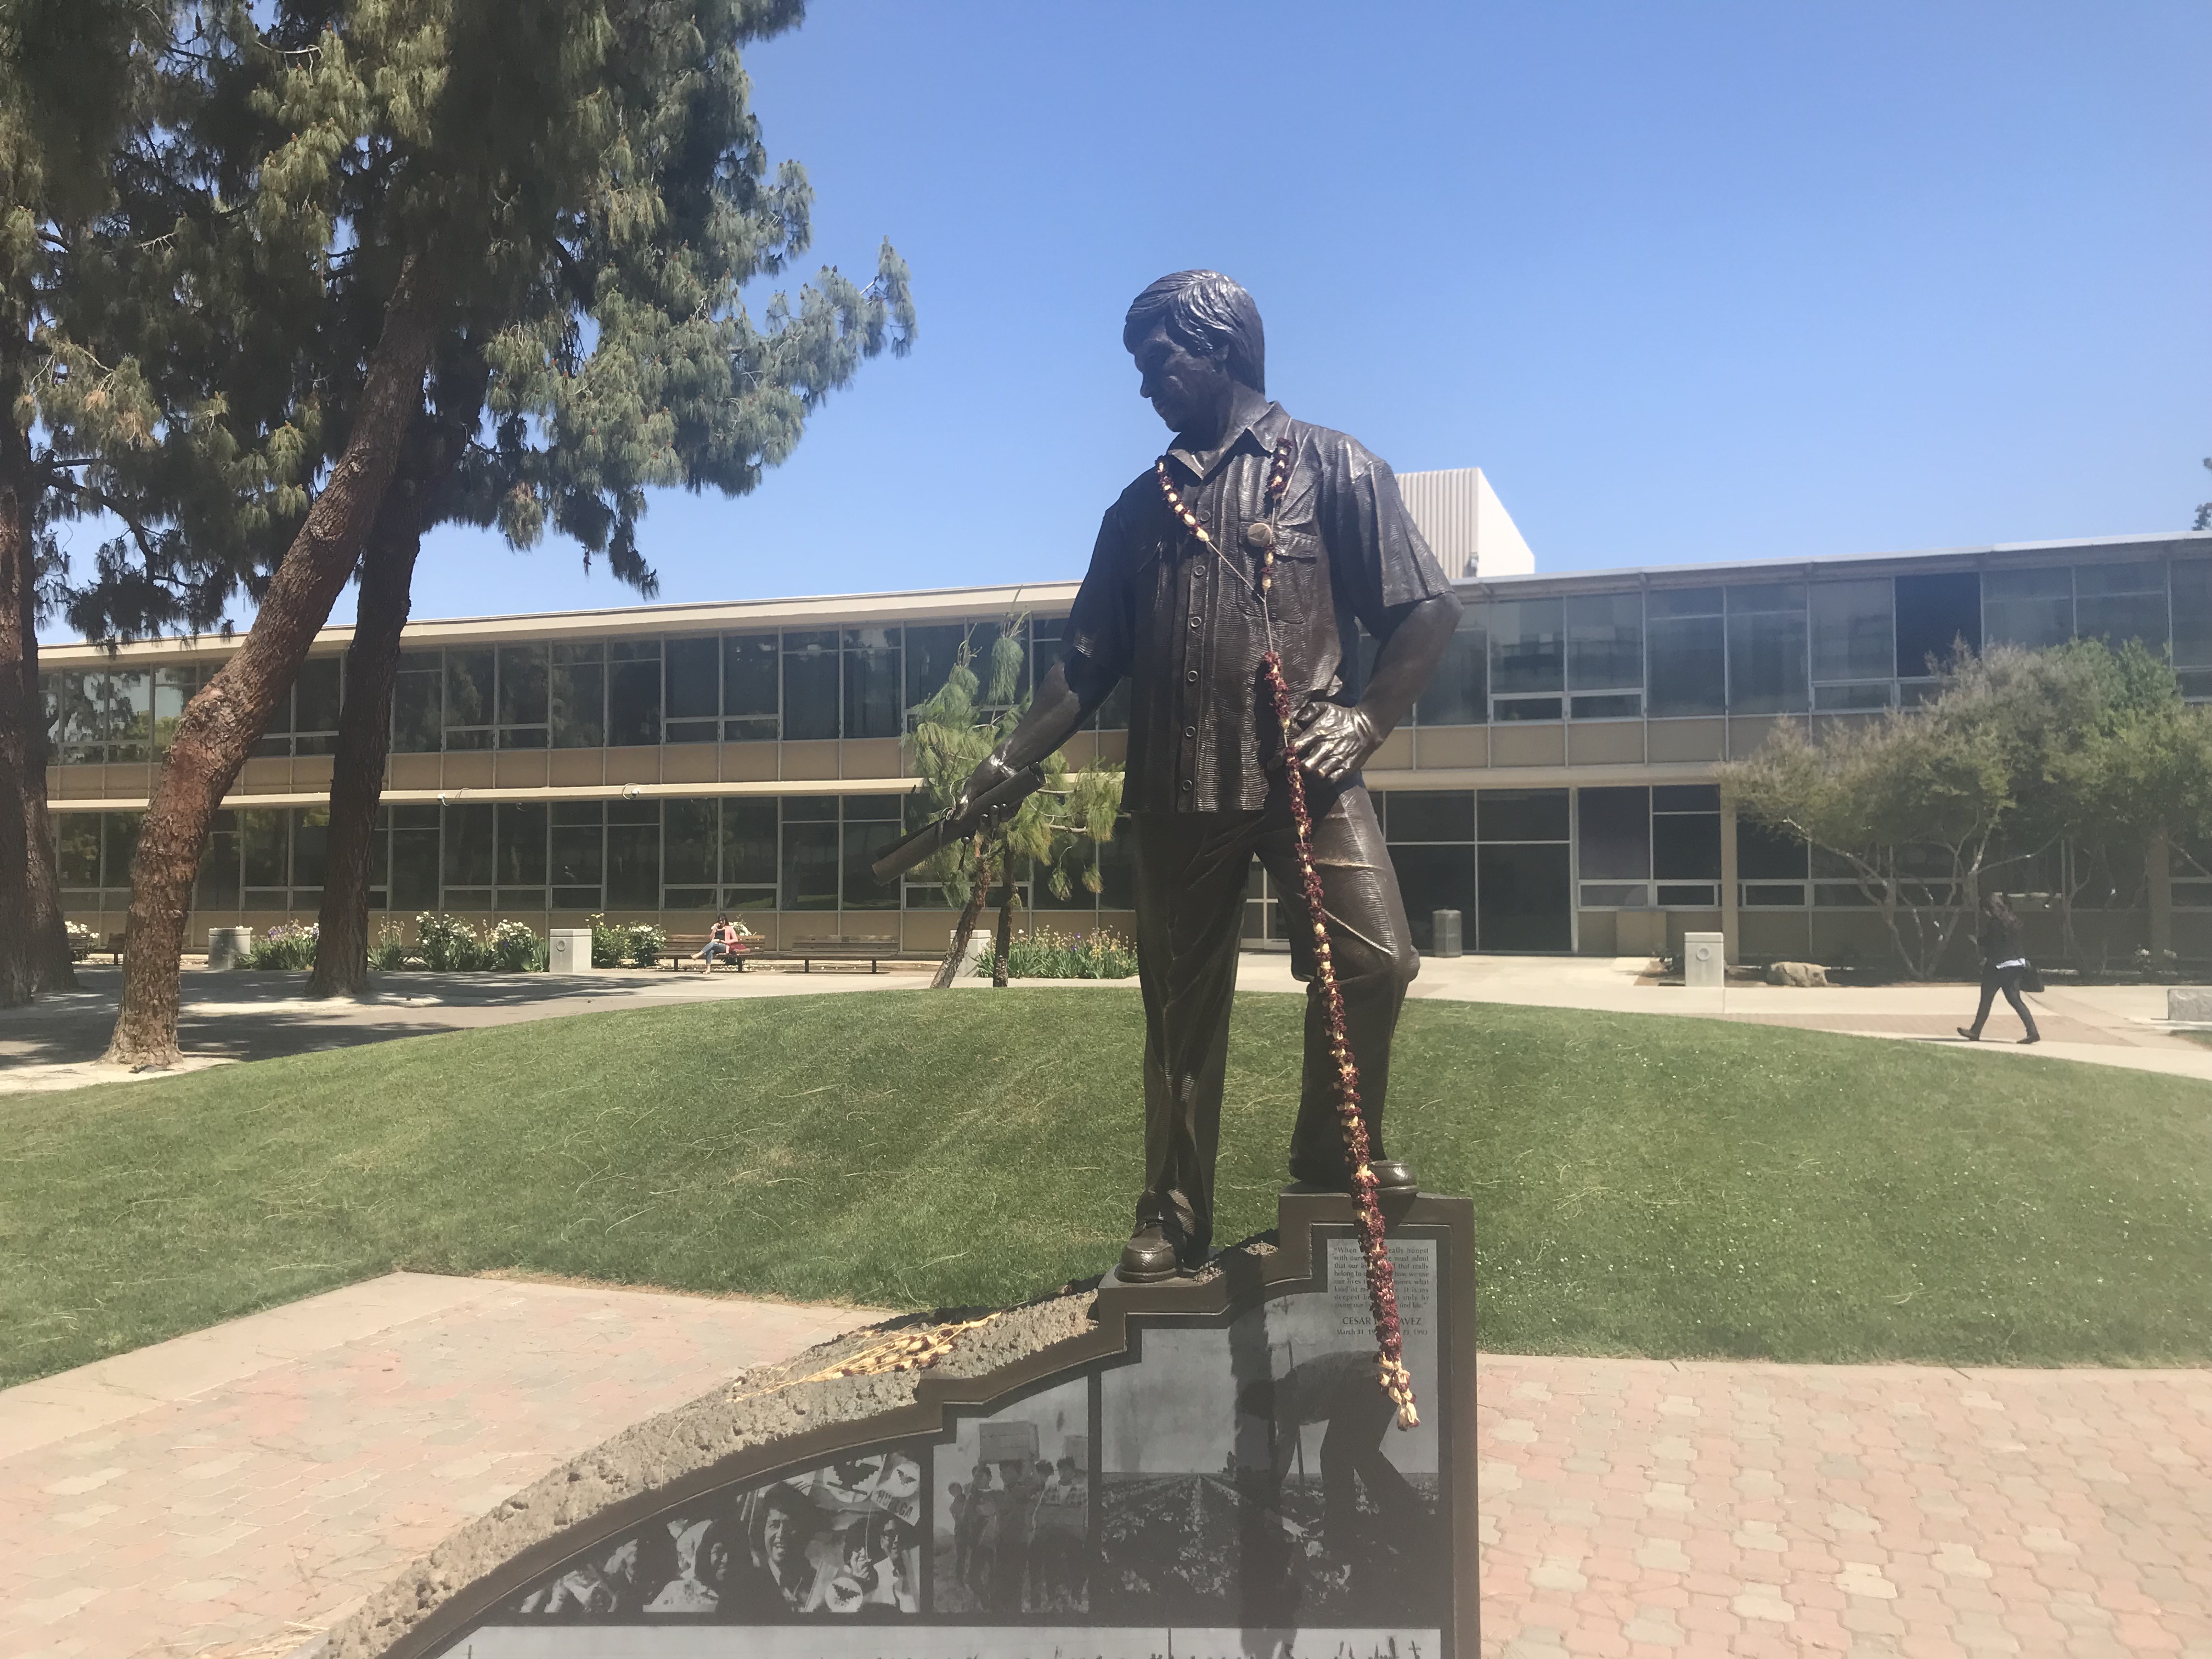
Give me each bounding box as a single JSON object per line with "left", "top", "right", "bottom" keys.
{"left": 323, "top": 1190, "right": 1477, "bottom": 1659}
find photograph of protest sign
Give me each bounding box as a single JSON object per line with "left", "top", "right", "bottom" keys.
{"left": 930, "top": 1375, "right": 1091, "bottom": 1615}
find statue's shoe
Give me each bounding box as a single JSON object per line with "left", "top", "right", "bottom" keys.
{"left": 1289, "top": 1158, "right": 1419, "bottom": 1195}
{"left": 1116, "top": 1223, "right": 1185, "bottom": 1284}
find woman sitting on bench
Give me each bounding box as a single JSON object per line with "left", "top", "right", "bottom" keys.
{"left": 697, "top": 916, "right": 740, "bottom": 966}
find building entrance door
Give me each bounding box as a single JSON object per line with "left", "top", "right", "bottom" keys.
{"left": 1476, "top": 788, "right": 1573, "bottom": 951}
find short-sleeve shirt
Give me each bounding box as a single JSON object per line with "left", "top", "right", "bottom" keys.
{"left": 1062, "top": 400, "right": 1452, "bottom": 813}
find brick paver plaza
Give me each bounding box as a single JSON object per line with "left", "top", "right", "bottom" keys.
{"left": 0, "top": 1277, "right": 2205, "bottom": 1657}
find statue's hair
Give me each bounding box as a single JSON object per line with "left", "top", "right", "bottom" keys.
{"left": 1123, "top": 270, "right": 1265, "bottom": 394}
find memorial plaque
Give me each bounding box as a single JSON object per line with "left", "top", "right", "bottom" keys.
{"left": 347, "top": 1193, "right": 1472, "bottom": 1659}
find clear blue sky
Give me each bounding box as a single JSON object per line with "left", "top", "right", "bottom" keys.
{"left": 391, "top": 2, "right": 2208, "bottom": 622}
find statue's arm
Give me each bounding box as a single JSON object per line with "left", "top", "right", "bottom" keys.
{"left": 956, "top": 653, "right": 1119, "bottom": 815}
{"left": 1290, "top": 589, "right": 1463, "bottom": 781}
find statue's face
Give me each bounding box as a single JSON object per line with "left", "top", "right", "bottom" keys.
{"left": 1130, "top": 317, "right": 1233, "bottom": 435}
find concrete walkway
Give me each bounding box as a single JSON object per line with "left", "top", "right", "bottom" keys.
{"left": 0, "top": 1276, "right": 874, "bottom": 1659}
{"left": 0, "top": 1278, "right": 2204, "bottom": 1658}
{"left": 8, "top": 954, "right": 2212, "bottom": 1096}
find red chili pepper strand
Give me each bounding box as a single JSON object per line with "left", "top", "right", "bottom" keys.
{"left": 1155, "top": 444, "right": 1419, "bottom": 1431}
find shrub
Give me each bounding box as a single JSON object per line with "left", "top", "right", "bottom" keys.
{"left": 489, "top": 919, "right": 548, "bottom": 972}
{"left": 589, "top": 914, "right": 628, "bottom": 968}
{"left": 624, "top": 922, "right": 668, "bottom": 968}
{"left": 369, "top": 923, "right": 420, "bottom": 971}
{"left": 240, "top": 922, "right": 319, "bottom": 970}
{"left": 415, "top": 912, "right": 487, "bottom": 972}
{"left": 978, "top": 924, "right": 1138, "bottom": 980}
{"left": 66, "top": 921, "right": 96, "bottom": 961}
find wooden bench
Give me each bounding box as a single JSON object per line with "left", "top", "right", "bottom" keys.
{"left": 660, "top": 933, "right": 756, "bottom": 972}
{"left": 785, "top": 936, "right": 900, "bottom": 973}
{"left": 103, "top": 932, "right": 126, "bottom": 965}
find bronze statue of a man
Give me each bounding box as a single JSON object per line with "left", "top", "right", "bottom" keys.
{"left": 960, "top": 270, "right": 1463, "bottom": 1282}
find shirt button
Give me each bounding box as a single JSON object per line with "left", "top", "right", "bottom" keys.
{"left": 1183, "top": 725, "right": 1196, "bottom": 738}
{"left": 1186, "top": 668, "right": 1199, "bottom": 682}
{"left": 1181, "top": 779, "right": 1192, "bottom": 791}
{"left": 1188, "top": 617, "right": 1200, "bottom": 630}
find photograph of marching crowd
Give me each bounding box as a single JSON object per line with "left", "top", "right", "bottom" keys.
{"left": 930, "top": 1376, "right": 1093, "bottom": 1615}
{"left": 507, "top": 1449, "right": 924, "bottom": 1620}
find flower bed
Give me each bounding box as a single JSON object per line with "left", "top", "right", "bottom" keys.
{"left": 976, "top": 925, "right": 1138, "bottom": 980}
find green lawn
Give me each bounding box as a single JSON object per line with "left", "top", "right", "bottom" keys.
{"left": 4, "top": 991, "right": 2209, "bottom": 1385}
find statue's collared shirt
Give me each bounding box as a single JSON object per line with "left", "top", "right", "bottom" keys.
{"left": 1062, "top": 400, "right": 1452, "bottom": 814}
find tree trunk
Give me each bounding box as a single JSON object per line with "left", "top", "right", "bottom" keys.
{"left": 0, "top": 381, "right": 38, "bottom": 1007}
{"left": 307, "top": 492, "right": 424, "bottom": 997}
{"left": 105, "top": 254, "right": 442, "bottom": 1067}
{"left": 930, "top": 835, "right": 989, "bottom": 989}
{"left": 24, "top": 704, "right": 79, "bottom": 992}
{"left": 992, "top": 858, "right": 1015, "bottom": 988}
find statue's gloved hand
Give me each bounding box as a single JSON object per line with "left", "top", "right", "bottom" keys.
{"left": 953, "top": 754, "right": 1017, "bottom": 823}
{"left": 1289, "top": 701, "right": 1382, "bottom": 781}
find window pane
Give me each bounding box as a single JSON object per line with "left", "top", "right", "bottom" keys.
{"left": 2075, "top": 562, "right": 2168, "bottom": 652}
{"left": 1647, "top": 586, "right": 1723, "bottom": 618}
{"left": 843, "top": 817, "right": 901, "bottom": 909}
{"left": 550, "top": 804, "right": 602, "bottom": 893}
{"left": 198, "top": 816, "right": 241, "bottom": 910}
{"left": 392, "top": 654, "right": 442, "bottom": 752}
{"left": 1479, "top": 788, "right": 1569, "bottom": 842}
{"left": 783, "top": 631, "right": 839, "bottom": 740}
{"left": 663, "top": 798, "right": 718, "bottom": 886}
{"left": 295, "top": 657, "right": 343, "bottom": 735}
{"left": 1415, "top": 617, "right": 1487, "bottom": 725}
{"left": 606, "top": 821, "right": 660, "bottom": 907}
{"left": 240, "top": 809, "right": 287, "bottom": 888}
{"left": 665, "top": 637, "right": 720, "bottom": 720}
{"left": 1576, "top": 787, "right": 1650, "bottom": 879}
{"left": 1728, "top": 582, "right": 1804, "bottom": 614}
{"left": 1387, "top": 844, "right": 1476, "bottom": 953}
{"left": 1384, "top": 791, "right": 1473, "bottom": 842}
{"left": 1652, "top": 811, "right": 1722, "bottom": 880}
{"left": 904, "top": 623, "right": 967, "bottom": 713}
{"left": 1566, "top": 593, "right": 1641, "bottom": 690}
{"left": 1738, "top": 819, "right": 1809, "bottom": 879}
{"left": 1652, "top": 785, "right": 1720, "bottom": 811}
{"left": 1726, "top": 606, "right": 1808, "bottom": 714}
{"left": 721, "top": 797, "right": 777, "bottom": 884}
{"left": 496, "top": 803, "right": 548, "bottom": 887}
{"left": 781, "top": 820, "right": 839, "bottom": 910}
{"left": 724, "top": 633, "right": 779, "bottom": 720}
{"left": 443, "top": 803, "right": 494, "bottom": 889}
{"left": 57, "top": 815, "right": 100, "bottom": 885}
{"left": 101, "top": 672, "right": 154, "bottom": 761}
{"left": 2174, "top": 561, "right": 2212, "bottom": 669}
{"left": 1810, "top": 579, "right": 1894, "bottom": 683}
{"left": 608, "top": 659, "right": 662, "bottom": 747}
{"left": 1984, "top": 568, "right": 2073, "bottom": 648}
{"left": 1895, "top": 571, "right": 1981, "bottom": 676}
{"left": 445, "top": 650, "right": 493, "bottom": 735}
{"left": 499, "top": 645, "right": 549, "bottom": 727}
{"left": 1647, "top": 616, "right": 1725, "bottom": 716}
{"left": 552, "top": 660, "right": 604, "bottom": 748}
{"left": 1494, "top": 695, "right": 1562, "bottom": 721}
{"left": 1489, "top": 599, "right": 1564, "bottom": 695}
{"left": 390, "top": 822, "right": 441, "bottom": 911}
{"left": 843, "top": 628, "right": 902, "bottom": 740}
{"left": 291, "top": 806, "right": 329, "bottom": 890}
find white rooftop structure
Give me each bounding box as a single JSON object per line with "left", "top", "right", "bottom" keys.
{"left": 1397, "top": 466, "right": 1534, "bottom": 578}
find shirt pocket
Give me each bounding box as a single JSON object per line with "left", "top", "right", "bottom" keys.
{"left": 1263, "top": 527, "right": 1325, "bottom": 627}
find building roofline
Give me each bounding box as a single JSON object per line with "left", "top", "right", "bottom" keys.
{"left": 39, "top": 529, "right": 2212, "bottom": 667}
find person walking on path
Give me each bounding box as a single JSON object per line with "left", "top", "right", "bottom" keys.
{"left": 1959, "top": 891, "right": 2041, "bottom": 1045}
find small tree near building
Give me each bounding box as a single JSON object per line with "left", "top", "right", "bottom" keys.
{"left": 905, "top": 620, "right": 1122, "bottom": 987}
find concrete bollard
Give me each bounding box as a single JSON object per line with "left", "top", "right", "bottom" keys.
{"left": 548, "top": 928, "right": 594, "bottom": 974}
{"left": 1683, "top": 931, "right": 1725, "bottom": 989}
{"left": 207, "top": 926, "right": 253, "bottom": 969}
{"left": 1431, "top": 909, "right": 1464, "bottom": 957}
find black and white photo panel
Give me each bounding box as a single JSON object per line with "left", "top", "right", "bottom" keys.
{"left": 929, "top": 1374, "right": 1092, "bottom": 1616}
{"left": 1098, "top": 1237, "right": 1447, "bottom": 1632}
{"left": 493, "top": 1446, "right": 925, "bottom": 1626}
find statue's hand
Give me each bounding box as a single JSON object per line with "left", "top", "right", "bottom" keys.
{"left": 953, "top": 754, "right": 1016, "bottom": 823}
{"left": 1289, "top": 701, "right": 1382, "bottom": 782}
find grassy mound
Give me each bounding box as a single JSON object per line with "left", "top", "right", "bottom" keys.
{"left": 4, "top": 991, "right": 2209, "bottom": 1384}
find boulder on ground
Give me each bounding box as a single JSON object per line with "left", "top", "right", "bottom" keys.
{"left": 1767, "top": 961, "right": 1831, "bottom": 988}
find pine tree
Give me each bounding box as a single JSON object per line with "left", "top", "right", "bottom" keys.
{"left": 92, "top": 0, "right": 907, "bottom": 1062}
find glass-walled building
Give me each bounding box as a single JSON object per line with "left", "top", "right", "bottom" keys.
{"left": 41, "top": 531, "right": 2212, "bottom": 963}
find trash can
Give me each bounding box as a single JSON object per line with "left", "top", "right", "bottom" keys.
{"left": 1431, "top": 909, "right": 1464, "bottom": 958}
{"left": 207, "top": 926, "right": 252, "bottom": 969}
{"left": 1683, "top": 931, "right": 1724, "bottom": 989}
{"left": 548, "top": 927, "right": 594, "bottom": 974}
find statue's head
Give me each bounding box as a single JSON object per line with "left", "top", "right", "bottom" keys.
{"left": 1123, "top": 270, "right": 1265, "bottom": 433}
